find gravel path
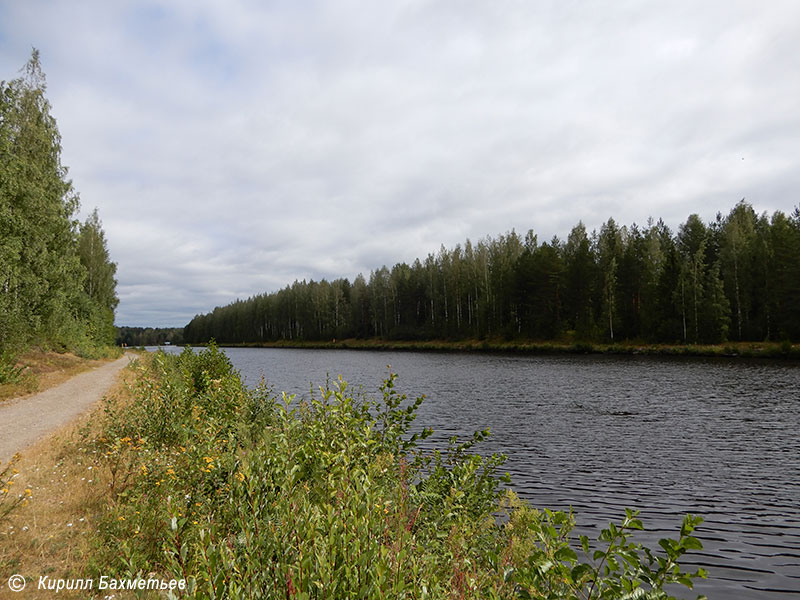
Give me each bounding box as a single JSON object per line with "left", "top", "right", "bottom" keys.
{"left": 0, "top": 353, "right": 135, "bottom": 463}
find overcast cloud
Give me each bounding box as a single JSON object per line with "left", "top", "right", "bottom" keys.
{"left": 1, "top": 0, "right": 799, "bottom": 326}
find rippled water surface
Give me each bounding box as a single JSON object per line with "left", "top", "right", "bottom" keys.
{"left": 156, "top": 347, "right": 800, "bottom": 599}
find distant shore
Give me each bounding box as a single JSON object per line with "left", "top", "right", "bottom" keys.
{"left": 179, "top": 338, "right": 800, "bottom": 359}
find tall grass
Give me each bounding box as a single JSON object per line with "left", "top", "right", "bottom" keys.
{"left": 0, "top": 454, "right": 31, "bottom": 524}
{"left": 83, "top": 345, "right": 708, "bottom": 599}
{"left": 0, "top": 350, "right": 24, "bottom": 385}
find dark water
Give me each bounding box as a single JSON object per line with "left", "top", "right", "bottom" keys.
{"left": 152, "top": 346, "right": 800, "bottom": 599}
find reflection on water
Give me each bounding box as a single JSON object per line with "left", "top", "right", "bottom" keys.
{"left": 152, "top": 346, "right": 800, "bottom": 599}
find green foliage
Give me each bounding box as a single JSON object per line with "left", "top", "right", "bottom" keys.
{"left": 0, "top": 50, "right": 118, "bottom": 359}
{"left": 116, "top": 326, "right": 185, "bottom": 347}
{"left": 505, "top": 501, "right": 707, "bottom": 600}
{"left": 85, "top": 349, "right": 708, "bottom": 599}
{"left": 76, "top": 209, "right": 119, "bottom": 347}
{"left": 0, "top": 350, "right": 24, "bottom": 384}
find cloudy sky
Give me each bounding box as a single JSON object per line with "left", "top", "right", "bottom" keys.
{"left": 2, "top": 1, "right": 799, "bottom": 327}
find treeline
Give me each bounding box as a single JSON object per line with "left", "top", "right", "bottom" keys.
{"left": 116, "top": 326, "right": 184, "bottom": 347}
{"left": 0, "top": 51, "right": 118, "bottom": 363}
{"left": 185, "top": 200, "right": 800, "bottom": 346}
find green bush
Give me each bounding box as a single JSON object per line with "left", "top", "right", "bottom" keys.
{"left": 0, "top": 350, "right": 23, "bottom": 384}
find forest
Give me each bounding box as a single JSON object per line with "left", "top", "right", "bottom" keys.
{"left": 116, "top": 326, "right": 184, "bottom": 347}
{"left": 0, "top": 51, "right": 118, "bottom": 371}
{"left": 184, "top": 201, "right": 800, "bottom": 346}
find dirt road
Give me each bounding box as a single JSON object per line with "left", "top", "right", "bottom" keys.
{"left": 0, "top": 353, "right": 135, "bottom": 463}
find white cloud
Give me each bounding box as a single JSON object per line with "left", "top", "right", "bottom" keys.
{"left": 1, "top": 0, "right": 799, "bottom": 325}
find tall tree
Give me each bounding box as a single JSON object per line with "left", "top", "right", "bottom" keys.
{"left": 563, "top": 223, "right": 597, "bottom": 339}
{"left": 654, "top": 241, "right": 684, "bottom": 342}
{"left": 597, "top": 218, "right": 623, "bottom": 341}
{"left": 77, "top": 208, "right": 119, "bottom": 344}
{"left": 768, "top": 210, "right": 800, "bottom": 339}
{"left": 720, "top": 200, "right": 757, "bottom": 340}
{"left": 0, "top": 49, "right": 91, "bottom": 352}
{"left": 677, "top": 215, "right": 708, "bottom": 343}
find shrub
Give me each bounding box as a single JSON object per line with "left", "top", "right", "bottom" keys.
{"left": 0, "top": 351, "right": 23, "bottom": 385}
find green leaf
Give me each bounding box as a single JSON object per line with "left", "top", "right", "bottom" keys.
{"left": 658, "top": 538, "right": 677, "bottom": 555}
{"left": 571, "top": 564, "right": 593, "bottom": 581}
{"left": 682, "top": 536, "right": 703, "bottom": 551}
{"left": 554, "top": 547, "right": 578, "bottom": 563}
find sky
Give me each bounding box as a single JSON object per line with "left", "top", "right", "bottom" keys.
{"left": 1, "top": 0, "right": 799, "bottom": 327}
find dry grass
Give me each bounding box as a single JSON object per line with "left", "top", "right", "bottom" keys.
{"left": 0, "top": 363, "right": 139, "bottom": 599}
{"left": 0, "top": 350, "right": 115, "bottom": 403}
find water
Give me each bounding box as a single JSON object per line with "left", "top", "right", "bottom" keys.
{"left": 151, "top": 346, "right": 800, "bottom": 598}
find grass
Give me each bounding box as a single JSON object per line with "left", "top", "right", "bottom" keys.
{"left": 0, "top": 349, "right": 119, "bottom": 403}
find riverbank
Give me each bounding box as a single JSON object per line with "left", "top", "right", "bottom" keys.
{"left": 1, "top": 347, "right": 708, "bottom": 598}
{"left": 193, "top": 338, "right": 800, "bottom": 359}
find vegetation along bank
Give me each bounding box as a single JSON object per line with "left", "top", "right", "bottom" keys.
{"left": 2, "top": 346, "right": 709, "bottom": 598}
